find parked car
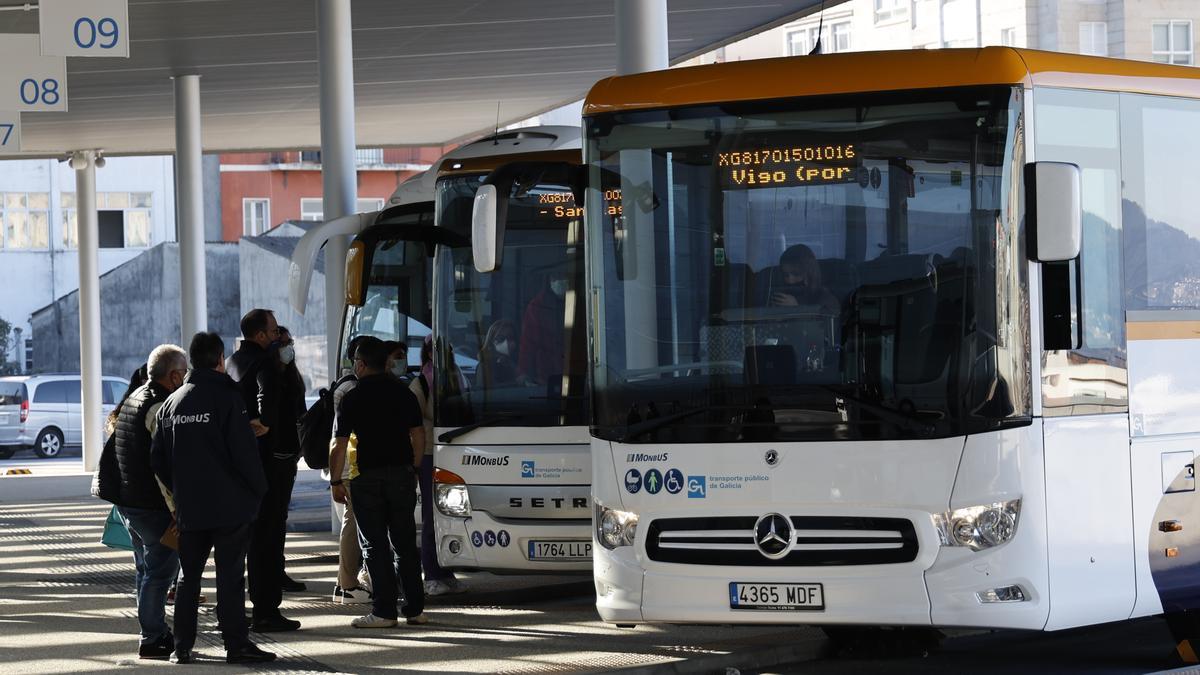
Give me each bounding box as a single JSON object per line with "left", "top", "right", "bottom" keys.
{"left": 0, "top": 374, "right": 129, "bottom": 460}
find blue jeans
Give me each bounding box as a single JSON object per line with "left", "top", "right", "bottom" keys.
{"left": 119, "top": 506, "right": 179, "bottom": 645}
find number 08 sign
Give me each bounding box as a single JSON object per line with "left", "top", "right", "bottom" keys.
{"left": 39, "top": 0, "right": 130, "bottom": 58}
{"left": 0, "top": 35, "right": 67, "bottom": 111}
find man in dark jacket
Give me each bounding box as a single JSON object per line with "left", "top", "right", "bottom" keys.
{"left": 114, "top": 344, "right": 188, "bottom": 660}
{"left": 227, "top": 308, "right": 301, "bottom": 632}
{"left": 151, "top": 332, "right": 274, "bottom": 665}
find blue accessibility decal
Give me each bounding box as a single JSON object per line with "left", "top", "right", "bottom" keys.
{"left": 497, "top": 530, "right": 511, "bottom": 548}
{"left": 664, "top": 468, "right": 684, "bottom": 494}
{"left": 521, "top": 460, "right": 535, "bottom": 478}
{"left": 644, "top": 468, "right": 664, "bottom": 495}
{"left": 484, "top": 530, "right": 497, "bottom": 547}
{"left": 624, "top": 468, "right": 642, "bottom": 494}
{"left": 687, "top": 475, "right": 707, "bottom": 499}
{"left": 471, "top": 531, "right": 484, "bottom": 547}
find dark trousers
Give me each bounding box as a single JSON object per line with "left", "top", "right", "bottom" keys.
{"left": 174, "top": 523, "right": 252, "bottom": 653}
{"left": 419, "top": 454, "right": 453, "bottom": 582}
{"left": 352, "top": 465, "right": 425, "bottom": 620}
{"left": 247, "top": 456, "right": 296, "bottom": 620}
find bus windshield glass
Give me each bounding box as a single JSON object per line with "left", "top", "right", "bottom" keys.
{"left": 586, "top": 86, "right": 1030, "bottom": 443}
{"left": 342, "top": 206, "right": 436, "bottom": 374}
{"left": 433, "top": 173, "right": 588, "bottom": 430}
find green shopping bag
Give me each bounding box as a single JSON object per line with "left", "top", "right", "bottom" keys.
{"left": 101, "top": 505, "right": 134, "bottom": 551}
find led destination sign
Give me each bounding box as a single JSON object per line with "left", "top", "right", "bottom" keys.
{"left": 718, "top": 142, "right": 859, "bottom": 189}
{"left": 536, "top": 189, "right": 623, "bottom": 219}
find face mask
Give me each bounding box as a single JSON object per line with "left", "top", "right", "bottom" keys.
{"left": 278, "top": 345, "right": 295, "bottom": 365}
{"left": 390, "top": 362, "right": 406, "bottom": 378}
{"left": 494, "top": 339, "right": 513, "bottom": 356}
{"left": 550, "top": 279, "right": 568, "bottom": 297}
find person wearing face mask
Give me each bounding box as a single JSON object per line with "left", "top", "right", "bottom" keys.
{"left": 517, "top": 269, "right": 569, "bottom": 387}
{"left": 266, "top": 326, "right": 308, "bottom": 595}
{"left": 477, "top": 319, "right": 518, "bottom": 389}
{"left": 383, "top": 341, "right": 409, "bottom": 382}
{"left": 767, "top": 244, "right": 839, "bottom": 314}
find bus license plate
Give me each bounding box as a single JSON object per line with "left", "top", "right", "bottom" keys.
{"left": 528, "top": 540, "right": 591, "bottom": 560}
{"left": 729, "top": 582, "right": 824, "bottom": 611}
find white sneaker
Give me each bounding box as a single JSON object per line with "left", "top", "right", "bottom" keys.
{"left": 357, "top": 568, "right": 373, "bottom": 593}
{"left": 332, "top": 586, "right": 372, "bottom": 605}
{"left": 424, "top": 580, "right": 451, "bottom": 596}
{"left": 351, "top": 613, "right": 397, "bottom": 629}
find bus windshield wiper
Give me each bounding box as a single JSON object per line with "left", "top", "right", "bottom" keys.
{"left": 821, "top": 386, "right": 937, "bottom": 435}
{"left": 617, "top": 404, "right": 757, "bottom": 443}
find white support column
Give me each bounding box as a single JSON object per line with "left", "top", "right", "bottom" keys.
{"left": 317, "top": 0, "right": 357, "bottom": 383}
{"left": 174, "top": 74, "right": 207, "bottom": 345}
{"left": 73, "top": 150, "right": 103, "bottom": 473}
{"left": 615, "top": 0, "right": 668, "bottom": 75}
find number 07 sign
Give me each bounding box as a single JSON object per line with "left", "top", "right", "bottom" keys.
{"left": 39, "top": 0, "right": 130, "bottom": 58}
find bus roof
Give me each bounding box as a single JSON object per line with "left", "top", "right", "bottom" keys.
{"left": 434, "top": 126, "right": 582, "bottom": 179}
{"left": 583, "top": 47, "right": 1200, "bottom": 116}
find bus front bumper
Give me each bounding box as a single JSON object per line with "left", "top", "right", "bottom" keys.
{"left": 435, "top": 511, "right": 592, "bottom": 574}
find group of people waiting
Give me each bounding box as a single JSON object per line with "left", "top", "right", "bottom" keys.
{"left": 101, "top": 308, "right": 445, "bottom": 665}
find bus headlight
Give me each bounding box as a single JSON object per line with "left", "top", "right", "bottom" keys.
{"left": 596, "top": 504, "right": 638, "bottom": 550}
{"left": 933, "top": 499, "right": 1021, "bottom": 551}
{"left": 434, "top": 468, "right": 471, "bottom": 518}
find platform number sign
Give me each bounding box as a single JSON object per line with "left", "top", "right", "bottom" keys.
{"left": 0, "top": 35, "right": 68, "bottom": 111}
{"left": 0, "top": 112, "right": 20, "bottom": 154}
{"left": 39, "top": 0, "right": 130, "bottom": 58}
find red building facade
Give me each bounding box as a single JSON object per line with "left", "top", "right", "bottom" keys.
{"left": 218, "top": 147, "right": 447, "bottom": 242}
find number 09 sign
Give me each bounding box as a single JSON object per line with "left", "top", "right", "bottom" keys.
{"left": 39, "top": 0, "right": 130, "bottom": 58}
{"left": 0, "top": 35, "right": 68, "bottom": 112}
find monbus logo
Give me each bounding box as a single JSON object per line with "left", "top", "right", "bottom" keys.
{"left": 164, "top": 412, "right": 211, "bottom": 427}
{"left": 626, "top": 452, "right": 669, "bottom": 463}
{"left": 461, "top": 455, "right": 510, "bottom": 467}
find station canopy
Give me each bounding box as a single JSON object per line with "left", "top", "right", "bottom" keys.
{"left": 0, "top": 0, "right": 820, "bottom": 155}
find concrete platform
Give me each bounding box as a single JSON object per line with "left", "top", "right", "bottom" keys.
{"left": 0, "top": 498, "right": 826, "bottom": 673}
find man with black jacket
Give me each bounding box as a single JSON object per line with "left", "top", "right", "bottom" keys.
{"left": 114, "top": 344, "right": 188, "bottom": 660}
{"left": 151, "top": 332, "right": 274, "bottom": 665}
{"left": 227, "top": 308, "right": 301, "bottom": 632}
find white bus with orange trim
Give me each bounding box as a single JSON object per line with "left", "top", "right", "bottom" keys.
{"left": 472, "top": 47, "right": 1200, "bottom": 648}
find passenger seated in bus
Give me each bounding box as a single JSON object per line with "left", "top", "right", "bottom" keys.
{"left": 476, "top": 319, "right": 519, "bottom": 389}
{"left": 767, "top": 244, "right": 840, "bottom": 314}
{"left": 518, "top": 269, "right": 568, "bottom": 386}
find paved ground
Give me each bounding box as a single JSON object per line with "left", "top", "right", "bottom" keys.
{"left": 0, "top": 498, "right": 827, "bottom": 674}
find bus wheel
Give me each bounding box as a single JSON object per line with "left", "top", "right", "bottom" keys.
{"left": 821, "top": 626, "right": 943, "bottom": 658}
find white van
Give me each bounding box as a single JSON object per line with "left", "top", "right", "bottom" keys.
{"left": 0, "top": 374, "right": 128, "bottom": 459}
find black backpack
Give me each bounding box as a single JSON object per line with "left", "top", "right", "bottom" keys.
{"left": 298, "top": 375, "right": 354, "bottom": 470}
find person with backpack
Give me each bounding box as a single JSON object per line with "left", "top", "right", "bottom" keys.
{"left": 323, "top": 335, "right": 372, "bottom": 604}
{"left": 410, "top": 335, "right": 460, "bottom": 596}
{"left": 226, "top": 308, "right": 300, "bottom": 633}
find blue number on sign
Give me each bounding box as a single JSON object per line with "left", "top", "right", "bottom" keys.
{"left": 19, "top": 79, "right": 60, "bottom": 106}
{"left": 0, "top": 124, "right": 12, "bottom": 146}
{"left": 74, "top": 17, "right": 120, "bottom": 50}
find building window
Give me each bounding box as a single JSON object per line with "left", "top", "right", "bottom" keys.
{"left": 1153, "top": 20, "right": 1193, "bottom": 65}
{"left": 24, "top": 338, "right": 31, "bottom": 372}
{"left": 786, "top": 20, "right": 851, "bottom": 56}
{"left": 61, "top": 191, "right": 153, "bottom": 249}
{"left": 0, "top": 192, "right": 50, "bottom": 250}
{"left": 355, "top": 148, "right": 384, "bottom": 165}
{"left": 357, "top": 198, "right": 385, "bottom": 212}
{"left": 1079, "top": 22, "right": 1108, "bottom": 56}
{"left": 874, "top": 0, "right": 908, "bottom": 24}
{"left": 1000, "top": 27, "right": 1018, "bottom": 47}
{"left": 243, "top": 198, "right": 270, "bottom": 236}
{"left": 300, "top": 198, "right": 323, "bottom": 221}
{"left": 300, "top": 150, "right": 321, "bottom": 163}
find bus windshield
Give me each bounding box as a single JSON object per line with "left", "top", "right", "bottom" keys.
{"left": 433, "top": 174, "right": 588, "bottom": 431}
{"left": 342, "top": 207, "right": 436, "bottom": 375}
{"left": 586, "top": 86, "right": 1030, "bottom": 443}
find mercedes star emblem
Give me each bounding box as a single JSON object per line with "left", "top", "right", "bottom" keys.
{"left": 764, "top": 449, "right": 779, "bottom": 466}
{"left": 754, "top": 513, "right": 793, "bottom": 560}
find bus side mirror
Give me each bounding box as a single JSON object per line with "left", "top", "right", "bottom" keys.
{"left": 1026, "top": 161, "right": 1082, "bottom": 262}
{"left": 472, "top": 184, "right": 507, "bottom": 273}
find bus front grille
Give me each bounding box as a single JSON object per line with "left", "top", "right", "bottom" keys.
{"left": 644, "top": 515, "right": 919, "bottom": 566}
